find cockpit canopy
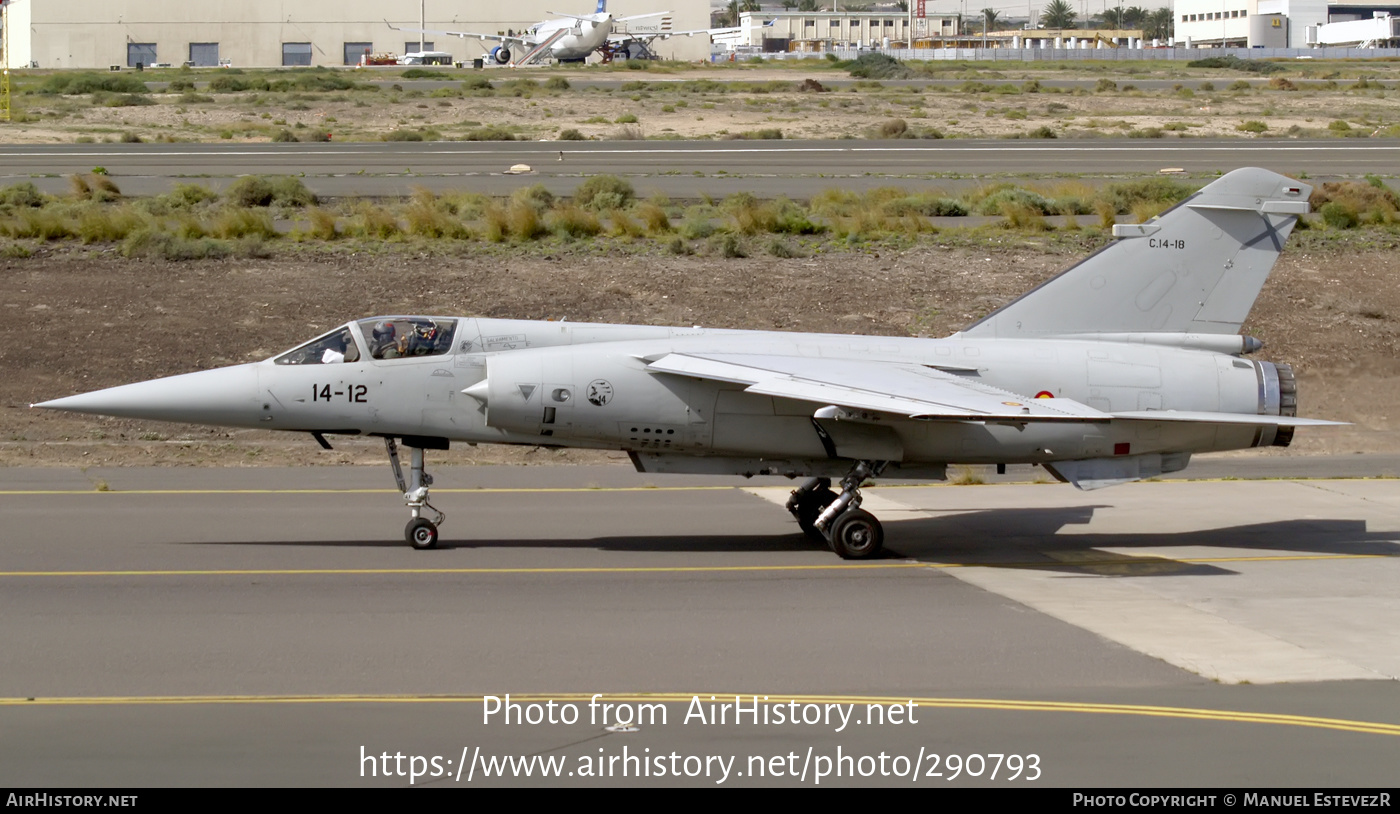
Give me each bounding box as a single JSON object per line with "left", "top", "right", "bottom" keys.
{"left": 273, "top": 317, "right": 457, "bottom": 365}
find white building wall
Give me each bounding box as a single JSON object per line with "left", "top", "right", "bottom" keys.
{"left": 5, "top": 0, "right": 710, "bottom": 69}
{"left": 1282, "top": 0, "right": 1329, "bottom": 46}
{"left": 738, "top": 11, "right": 958, "bottom": 49}
{"left": 3, "top": 0, "right": 33, "bottom": 69}
{"left": 1175, "top": 0, "right": 1259, "bottom": 45}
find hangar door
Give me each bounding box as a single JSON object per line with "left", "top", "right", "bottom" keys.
{"left": 189, "top": 43, "right": 219, "bottom": 67}
{"left": 344, "top": 42, "right": 373, "bottom": 65}
{"left": 282, "top": 43, "right": 312, "bottom": 66}
{"left": 127, "top": 43, "right": 157, "bottom": 68}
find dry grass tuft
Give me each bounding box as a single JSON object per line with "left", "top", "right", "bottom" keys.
{"left": 306, "top": 208, "right": 340, "bottom": 240}
{"left": 506, "top": 201, "right": 548, "bottom": 241}
{"left": 636, "top": 200, "right": 671, "bottom": 234}
{"left": 405, "top": 189, "right": 470, "bottom": 239}
{"left": 75, "top": 205, "right": 145, "bottom": 243}
{"left": 345, "top": 203, "right": 402, "bottom": 239}
{"left": 546, "top": 204, "right": 602, "bottom": 238}
{"left": 208, "top": 207, "right": 277, "bottom": 240}
{"left": 609, "top": 209, "right": 645, "bottom": 238}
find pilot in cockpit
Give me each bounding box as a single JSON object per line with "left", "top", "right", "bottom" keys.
{"left": 403, "top": 320, "right": 440, "bottom": 356}
{"left": 371, "top": 321, "right": 399, "bottom": 359}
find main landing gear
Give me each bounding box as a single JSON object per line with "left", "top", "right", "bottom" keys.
{"left": 786, "top": 461, "right": 886, "bottom": 560}
{"left": 385, "top": 438, "right": 446, "bottom": 550}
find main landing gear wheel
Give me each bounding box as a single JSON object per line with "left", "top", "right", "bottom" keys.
{"left": 827, "top": 508, "right": 883, "bottom": 560}
{"left": 811, "top": 460, "right": 888, "bottom": 560}
{"left": 406, "top": 517, "right": 439, "bottom": 550}
{"left": 787, "top": 477, "right": 837, "bottom": 542}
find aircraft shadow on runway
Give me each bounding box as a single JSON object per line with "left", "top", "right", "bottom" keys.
{"left": 876, "top": 509, "right": 1397, "bottom": 576}
{"left": 183, "top": 506, "right": 1400, "bottom": 576}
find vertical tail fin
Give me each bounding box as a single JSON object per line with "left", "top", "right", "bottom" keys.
{"left": 596, "top": 0, "right": 608, "bottom": 14}
{"left": 960, "top": 168, "right": 1310, "bottom": 340}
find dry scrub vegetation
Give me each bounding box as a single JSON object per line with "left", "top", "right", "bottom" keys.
{"left": 3, "top": 173, "right": 1397, "bottom": 262}
{"left": 5, "top": 55, "right": 1400, "bottom": 144}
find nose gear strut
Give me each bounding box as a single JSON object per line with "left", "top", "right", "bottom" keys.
{"left": 385, "top": 437, "right": 446, "bottom": 549}
{"left": 789, "top": 461, "right": 887, "bottom": 560}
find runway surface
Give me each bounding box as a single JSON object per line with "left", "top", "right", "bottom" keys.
{"left": 2, "top": 140, "right": 1393, "bottom": 199}
{"left": 1, "top": 464, "right": 1397, "bottom": 786}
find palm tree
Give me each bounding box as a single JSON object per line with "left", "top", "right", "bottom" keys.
{"left": 1041, "top": 0, "right": 1077, "bottom": 29}
{"left": 781, "top": 0, "right": 797, "bottom": 8}
{"left": 1123, "top": 6, "right": 1148, "bottom": 27}
{"left": 741, "top": 0, "right": 762, "bottom": 12}
{"left": 981, "top": 8, "right": 1000, "bottom": 46}
{"left": 1144, "top": 6, "right": 1173, "bottom": 40}
{"left": 797, "top": 0, "right": 819, "bottom": 11}
{"left": 715, "top": 0, "right": 740, "bottom": 26}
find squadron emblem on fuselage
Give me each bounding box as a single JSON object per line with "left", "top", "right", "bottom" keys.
{"left": 586, "top": 380, "right": 614, "bottom": 406}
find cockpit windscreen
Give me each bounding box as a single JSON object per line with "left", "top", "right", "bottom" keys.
{"left": 272, "top": 326, "right": 362, "bottom": 365}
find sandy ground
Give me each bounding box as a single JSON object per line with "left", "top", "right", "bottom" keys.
{"left": 7, "top": 63, "right": 1399, "bottom": 144}
{"left": 3, "top": 232, "right": 1397, "bottom": 468}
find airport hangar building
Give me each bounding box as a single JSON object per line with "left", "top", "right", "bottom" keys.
{"left": 1, "top": 0, "right": 712, "bottom": 69}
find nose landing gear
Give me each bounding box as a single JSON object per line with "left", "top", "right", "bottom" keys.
{"left": 386, "top": 437, "right": 446, "bottom": 549}
{"left": 786, "top": 462, "right": 887, "bottom": 560}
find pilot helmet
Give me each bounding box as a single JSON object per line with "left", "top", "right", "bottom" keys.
{"left": 415, "top": 321, "right": 438, "bottom": 341}
{"left": 372, "top": 321, "right": 396, "bottom": 341}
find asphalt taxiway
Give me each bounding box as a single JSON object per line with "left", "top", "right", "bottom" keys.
{"left": 2, "top": 140, "right": 1395, "bottom": 199}
{"left": 1, "top": 463, "right": 1397, "bottom": 786}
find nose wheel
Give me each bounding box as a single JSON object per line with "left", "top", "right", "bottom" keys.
{"left": 386, "top": 438, "right": 446, "bottom": 550}
{"left": 406, "top": 517, "right": 439, "bottom": 550}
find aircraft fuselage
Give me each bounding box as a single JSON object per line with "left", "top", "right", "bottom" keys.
{"left": 529, "top": 15, "right": 613, "bottom": 60}
{"left": 59, "top": 316, "right": 1283, "bottom": 478}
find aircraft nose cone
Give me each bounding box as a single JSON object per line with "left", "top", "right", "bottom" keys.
{"left": 33, "top": 364, "right": 264, "bottom": 428}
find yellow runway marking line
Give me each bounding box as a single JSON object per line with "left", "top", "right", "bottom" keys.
{"left": 0, "top": 486, "right": 737, "bottom": 496}
{"left": 0, "top": 552, "right": 1390, "bottom": 578}
{"left": 2, "top": 693, "right": 1396, "bottom": 736}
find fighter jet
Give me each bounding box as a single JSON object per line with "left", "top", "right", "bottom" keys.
{"left": 35, "top": 168, "right": 1341, "bottom": 558}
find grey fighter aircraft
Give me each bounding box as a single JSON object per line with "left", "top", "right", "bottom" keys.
{"left": 34, "top": 168, "right": 1341, "bottom": 558}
